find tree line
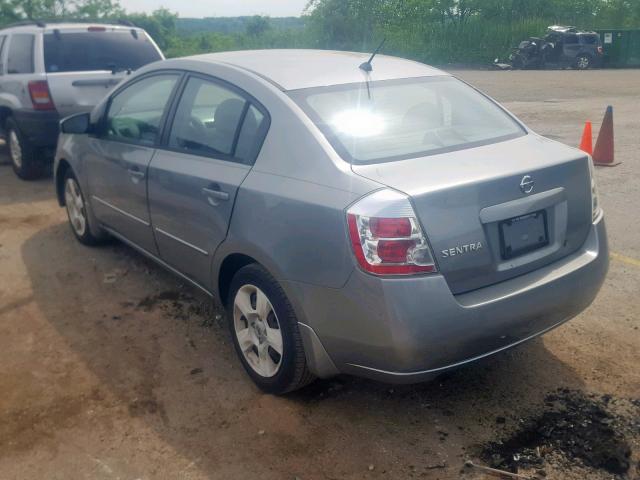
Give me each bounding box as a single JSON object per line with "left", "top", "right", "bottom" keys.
{"left": 1, "top": 0, "right": 639, "bottom": 64}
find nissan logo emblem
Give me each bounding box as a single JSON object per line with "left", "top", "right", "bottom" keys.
{"left": 520, "top": 175, "right": 535, "bottom": 194}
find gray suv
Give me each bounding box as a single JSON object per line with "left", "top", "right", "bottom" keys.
{"left": 0, "top": 21, "right": 163, "bottom": 179}
{"left": 54, "top": 50, "right": 608, "bottom": 394}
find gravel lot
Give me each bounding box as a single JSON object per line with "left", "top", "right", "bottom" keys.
{"left": 0, "top": 69, "right": 639, "bottom": 480}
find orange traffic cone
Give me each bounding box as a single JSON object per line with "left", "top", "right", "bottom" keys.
{"left": 579, "top": 121, "right": 593, "bottom": 155}
{"left": 593, "top": 106, "right": 620, "bottom": 167}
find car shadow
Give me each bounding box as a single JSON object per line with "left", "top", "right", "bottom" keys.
{"left": 0, "top": 157, "right": 55, "bottom": 207}
{"left": 19, "top": 222, "right": 587, "bottom": 478}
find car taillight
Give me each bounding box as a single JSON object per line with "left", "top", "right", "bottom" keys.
{"left": 28, "top": 81, "right": 55, "bottom": 111}
{"left": 588, "top": 156, "right": 601, "bottom": 221}
{"left": 597, "top": 46, "right": 603, "bottom": 54}
{"left": 346, "top": 189, "right": 437, "bottom": 275}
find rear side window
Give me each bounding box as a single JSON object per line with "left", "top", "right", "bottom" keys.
{"left": 564, "top": 34, "right": 579, "bottom": 44}
{"left": 580, "top": 35, "right": 599, "bottom": 45}
{"left": 169, "top": 77, "right": 247, "bottom": 159}
{"left": 7, "top": 34, "right": 34, "bottom": 74}
{"left": 43, "top": 30, "right": 162, "bottom": 73}
{"left": 235, "top": 105, "right": 268, "bottom": 164}
{"left": 105, "top": 74, "right": 179, "bottom": 146}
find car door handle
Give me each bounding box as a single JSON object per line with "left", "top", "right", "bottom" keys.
{"left": 202, "top": 186, "right": 229, "bottom": 206}
{"left": 128, "top": 168, "right": 145, "bottom": 184}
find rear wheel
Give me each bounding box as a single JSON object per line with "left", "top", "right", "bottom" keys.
{"left": 227, "top": 264, "right": 315, "bottom": 394}
{"left": 575, "top": 54, "right": 592, "bottom": 70}
{"left": 6, "top": 118, "right": 42, "bottom": 180}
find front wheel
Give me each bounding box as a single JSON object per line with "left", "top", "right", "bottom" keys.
{"left": 227, "top": 264, "right": 315, "bottom": 394}
{"left": 63, "top": 170, "right": 103, "bottom": 246}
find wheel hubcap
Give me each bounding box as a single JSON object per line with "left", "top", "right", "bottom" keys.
{"left": 64, "top": 178, "right": 87, "bottom": 236}
{"left": 9, "top": 130, "right": 22, "bottom": 169}
{"left": 233, "top": 285, "right": 283, "bottom": 378}
{"left": 578, "top": 57, "right": 589, "bottom": 68}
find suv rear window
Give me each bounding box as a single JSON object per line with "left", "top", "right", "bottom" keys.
{"left": 289, "top": 76, "right": 525, "bottom": 164}
{"left": 43, "top": 30, "right": 162, "bottom": 73}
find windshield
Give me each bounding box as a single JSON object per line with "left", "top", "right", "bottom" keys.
{"left": 43, "top": 30, "right": 162, "bottom": 73}
{"left": 289, "top": 76, "right": 526, "bottom": 164}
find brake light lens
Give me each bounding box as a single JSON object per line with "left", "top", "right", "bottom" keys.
{"left": 88, "top": 26, "right": 106, "bottom": 32}
{"left": 597, "top": 46, "right": 603, "bottom": 54}
{"left": 347, "top": 189, "right": 437, "bottom": 275}
{"left": 28, "top": 81, "right": 55, "bottom": 111}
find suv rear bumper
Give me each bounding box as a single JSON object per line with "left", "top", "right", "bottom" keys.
{"left": 287, "top": 215, "right": 608, "bottom": 382}
{"left": 13, "top": 109, "right": 60, "bottom": 148}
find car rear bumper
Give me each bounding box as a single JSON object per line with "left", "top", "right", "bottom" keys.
{"left": 288, "top": 214, "right": 608, "bottom": 383}
{"left": 13, "top": 109, "right": 60, "bottom": 148}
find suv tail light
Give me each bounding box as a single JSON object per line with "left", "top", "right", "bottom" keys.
{"left": 28, "top": 81, "right": 56, "bottom": 111}
{"left": 597, "top": 46, "right": 603, "bottom": 54}
{"left": 347, "top": 189, "right": 437, "bottom": 275}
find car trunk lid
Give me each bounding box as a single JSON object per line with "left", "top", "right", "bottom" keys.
{"left": 351, "top": 134, "right": 593, "bottom": 294}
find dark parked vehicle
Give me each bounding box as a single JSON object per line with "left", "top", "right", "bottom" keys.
{"left": 509, "top": 26, "right": 603, "bottom": 70}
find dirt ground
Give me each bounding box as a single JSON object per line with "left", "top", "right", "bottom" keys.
{"left": 0, "top": 69, "right": 639, "bottom": 480}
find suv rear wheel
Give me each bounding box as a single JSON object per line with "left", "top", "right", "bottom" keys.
{"left": 227, "top": 264, "right": 315, "bottom": 394}
{"left": 575, "top": 54, "right": 592, "bottom": 70}
{"left": 6, "top": 118, "right": 42, "bottom": 180}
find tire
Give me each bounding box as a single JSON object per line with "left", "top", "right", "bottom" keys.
{"left": 227, "top": 264, "right": 315, "bottom": 394}
{"left": 6, "top": 117, "right": 43, "bottom": 180}
{"left": 575, "top": 54, "right": 591, "bottom": 70}
{"left": 63, "top": 169, "right": 103, "bottom": 246}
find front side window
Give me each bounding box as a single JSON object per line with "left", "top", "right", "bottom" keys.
{"left": 169, "top": 77, "right": 247, "bottom": 158}
{"left": 289, "top": 76, "right": 525, "bottom": 164}
{"left": 7, "top": 34, "right": 34, "bottom": 74}
{"left": 105, "top": 74, "right": 179, "bottom": 146}
{"left": 43, "top": 30, "right": 162, "bottom": 73}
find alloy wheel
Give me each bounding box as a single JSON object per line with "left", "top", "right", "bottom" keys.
{"left": 64, "top": 177, "right": 87, "bottom": 237}
{"left": 233, "top": 284, "right": 283, "bottom": 378}
{"left": 577, "top": 56, "right": 590, "bottom": 69}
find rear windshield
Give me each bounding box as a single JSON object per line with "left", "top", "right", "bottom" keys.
{"left": 288, "top": 76, "right": 526, "bottom": 164}
{"left": 43, "top": 30, "right": 162, "bottom": 73}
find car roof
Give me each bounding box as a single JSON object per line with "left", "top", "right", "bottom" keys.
{"left": 0, "top": 22, "right": 145, "bottom": 33}
{"left": 185, "top": 49, "right": 447, "bottom": 91}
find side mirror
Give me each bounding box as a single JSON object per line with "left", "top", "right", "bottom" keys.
{"left": 61, "top": 112, "right": 90, "bottom": 135}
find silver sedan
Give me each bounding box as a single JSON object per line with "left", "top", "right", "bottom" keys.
{"left": 54, "top": 50, "right": 608, "bottom": 394}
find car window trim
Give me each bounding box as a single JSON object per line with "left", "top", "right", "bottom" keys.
{"left": 96, "top": 69, "right": 185, "bottom": 148}
{"left": 158, "top": 71, "right": 271, "bottom": 166}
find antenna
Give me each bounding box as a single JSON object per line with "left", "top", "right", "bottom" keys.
{"left": 359, "top": 38, "right": 386, "bottom": 72}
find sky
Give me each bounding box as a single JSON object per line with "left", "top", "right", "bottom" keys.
{"left": 122, "top": 0, "right": 310, "bottom": 18}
